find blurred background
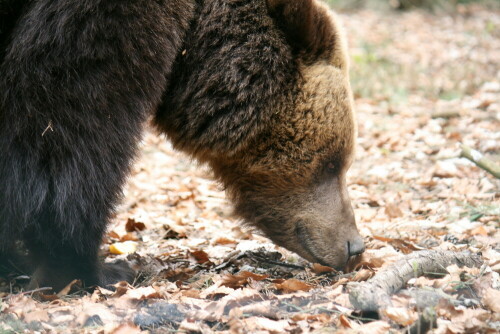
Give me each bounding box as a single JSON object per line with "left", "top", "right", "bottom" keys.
{"left": 326, "top": 0, "right": 499, "bottom": 103}
{"left": 328, "top": 0, "right": 500, "bottom": 11}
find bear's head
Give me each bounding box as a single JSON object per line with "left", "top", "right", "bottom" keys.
{"left": 157, "top": 0, "right": 364, "bottom": 270}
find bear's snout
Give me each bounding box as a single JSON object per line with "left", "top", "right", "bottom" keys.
{"left": 286, "top": 216, "right": 363, "bottom": 271}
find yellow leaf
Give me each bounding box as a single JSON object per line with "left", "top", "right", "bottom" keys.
{"left": 109, "top": 241, "right": 137, "bottom": 255}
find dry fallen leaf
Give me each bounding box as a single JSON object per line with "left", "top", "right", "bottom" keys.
{"left": 274, "top": 279, "right": 312, "bottom": 292}
{"left": 221, "top": 271, "right": 269, "bottom": 289}
{"left": 179, "top": 319, "right": 211, "bottom": 333}
{"left": 120, "top": 232, "right": 139, "bottom": 242}
{"left": 482, "top": 288, "right": 500, "bottom": 313}
{"left": 109, "top": 241, "right": 138, "bottom": 255}
{"left": 338, "top": 314, "right": 353, "bottom": 329}
{"left": 311, "top": 263, "right": 337, "bottom": 274}
{"left": 236, "top": 317, "right": 291, "bottom": 333}
{"left": 382, "top": 307, "right": 418, "bottom": 326}
{"left": 57, "top": 279, "right": 81, "bottom": 297}
{"left": 125, "top": 218, "right": 146, "bottom": 232}
{"left": 356, "top": 320, "right": 391, "bottom": 333}
{"left": 385, "top": 203, "right": 404, "bottom": 218}
{"left": 372, "top": 235, "right": 423, "bottom": 254}
{"left": 213, "top": 237, "right": 237, "bottom": 245}
{"left": 238, "top": 301, "right": 277, "bottom": 319}
{"left": 180, "top": 289, "right": 201, "bottom": 299}
{"left": 125, "top": 286, "right": 162, "bottom": 300}
{"left": 111, "top": 323, "right": 142, "bottom": 334}
{"left": 108, "top": 230, "right": 121, "bottom": 240}
{"left": 352, "top": 269, "right": 375, "bottom": 282}
{"left": 23, "top": 309, "right": 50, "bottom": 323}
{"left": 470, "top": 225, "right": 488, "bottom": 236}
{"left": 5, "top": 296, "right": 38, "bottom": 319}
{"left": 436, "top": 299, "right": 492, "bottom": 333}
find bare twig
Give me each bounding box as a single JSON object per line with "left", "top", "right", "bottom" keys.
{"left": 460, "top": 144, "right": 500, "bottom": 179}
{"left": 431, "top": 111, "right": 460, "bottom": 119}
{"left": 18, "top": 287, "right": 54, "bottom": 296}
{"left": 347, "top": 250, "right": 483, "bottom": 312}
{"left": 248, "top": 252, "right": 306, "bottom": 270}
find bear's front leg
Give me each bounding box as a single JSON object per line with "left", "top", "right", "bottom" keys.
{"left": 25, "top": 234, "right": 134, "bottom": 292}
{"left": 0, "top": 0, "right": 194, "bottom": 290}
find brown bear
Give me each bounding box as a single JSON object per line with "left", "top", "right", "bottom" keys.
{"left": 0, "top": 0, "right": 364, "bottom": 292}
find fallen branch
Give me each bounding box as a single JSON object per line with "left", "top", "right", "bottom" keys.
{"left": 460, "top": 144, "right": 500, "bottom": 179}
{"left": 347, "top": 250, "right": 483, "bottom": 313}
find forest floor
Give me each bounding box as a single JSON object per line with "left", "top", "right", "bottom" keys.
{"left": 1, "top": 4, "right": 499, "bottom": 334}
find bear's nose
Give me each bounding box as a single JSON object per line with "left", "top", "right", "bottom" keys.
{"left": 347, "top": 236, "right": 365, "bottom": 257}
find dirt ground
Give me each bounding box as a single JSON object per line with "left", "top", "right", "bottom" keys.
{"left": 1, "top": 4, "right": 499, "bottom": 334}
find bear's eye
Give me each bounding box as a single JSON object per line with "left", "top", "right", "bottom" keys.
{"left": 326, "top": 162, "right": 337, "bottom": 173}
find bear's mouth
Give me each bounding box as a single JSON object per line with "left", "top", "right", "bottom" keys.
{"left": 294, "top": 222, "right": 332, "bottom": 268}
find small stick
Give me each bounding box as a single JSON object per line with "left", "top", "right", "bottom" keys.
{"left": 460, "top": 144, "right": 500, "bottom": 179}
{"left": 347, "top": 250, "right": 483, "bottom": 313}
{"left": 18, "top": 287, "right": 54, "bottom": 296}
{"left": 431, "top": 111, "right": 460, "bottom": 119}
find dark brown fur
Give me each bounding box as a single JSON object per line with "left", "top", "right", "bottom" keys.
{"left": 267, "top": 0, "right": 337, "bottom": 62}
{"left": 0, "top": 0, "right": 195, "bottom": 290}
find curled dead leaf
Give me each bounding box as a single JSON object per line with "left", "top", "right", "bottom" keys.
{"left": 57, "top": 279, "right": 82, "bottom": 297}
{"left": 108, "top": 230, "right": 120, "bottom": 240}
{"left": 352, "top": 269, "right": 375, "bottom": 282}
{"left": 112, "top": 281, "right": 132, "bottom": 298}
{"left": 221, "top": 271, "right": 269, "bottom": 289}
{"left": 382, "top": 307, "right": 418, "bottom": 326}
{"left": 312, "top": 263, "right": 337, "bottom": 274}
{"left": 125, "top": 218, "right": 146, "bottom": 232}
{"left": 338, "top": 314, "right": 353, "bottom": 328}
{"left": 191, "top": 250, "right": 212, "bottom": 265}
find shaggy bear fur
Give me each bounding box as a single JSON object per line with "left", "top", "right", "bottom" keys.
{"left": 0, "top": 0, "right": 364, "bottom": 291}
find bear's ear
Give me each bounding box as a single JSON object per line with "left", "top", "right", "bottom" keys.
{"left": 267, "top": 0, "right": 339, "bottom": 62}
